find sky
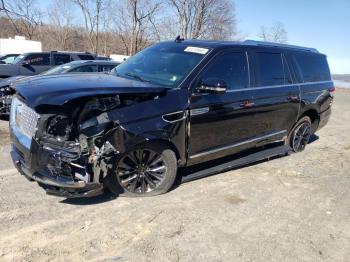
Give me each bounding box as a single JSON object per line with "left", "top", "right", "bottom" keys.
{"left": 234, "top": 0, "right": 350, "bottom": 74}
{"left": 36, "top": 0, "right": 350, "bottom": 74}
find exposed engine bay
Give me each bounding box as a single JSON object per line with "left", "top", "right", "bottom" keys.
{"left": 31, "top": 93, "right": 161, "bottom": 197}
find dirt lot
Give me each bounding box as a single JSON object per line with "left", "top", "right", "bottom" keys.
{"left": 0, "top": 90, "right": 350, "bottom": 262}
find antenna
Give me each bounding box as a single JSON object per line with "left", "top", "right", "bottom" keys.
{"left": 175, "top": 35, "right": 184, "bottom": 43}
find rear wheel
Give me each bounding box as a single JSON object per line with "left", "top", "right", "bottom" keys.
{"left": 107, "top": 144, "right": 177, "bottom": 197}
{"left": 288, "top": 116, "right": 312, "bottom": 152}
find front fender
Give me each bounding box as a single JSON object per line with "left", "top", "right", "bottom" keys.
{"left": 106, "top": 114, "right": 187, "bottom": 166}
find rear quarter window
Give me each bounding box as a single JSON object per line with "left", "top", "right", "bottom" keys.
{"left": 294, "top": 53, "right": 331, "bottom": 82}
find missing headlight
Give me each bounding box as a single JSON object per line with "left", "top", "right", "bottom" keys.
{"left": 47, "top": 115, "right": 71, "bottom": 140}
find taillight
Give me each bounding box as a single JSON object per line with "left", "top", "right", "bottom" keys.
{"left": 329, "top": 87, "right": 336, "bottom": 93}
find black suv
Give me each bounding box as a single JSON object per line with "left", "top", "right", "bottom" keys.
{"left": 0, "top": 51, "right": 96, "bottom": 78}
{"left": 9, "top": 40, "right": 334, "bottom": 198}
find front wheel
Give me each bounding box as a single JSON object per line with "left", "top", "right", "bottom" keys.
{"left": 288, "top": 116, "right": 312, "bottom": 152}
{"left": 107, "top": 144, "right": 178, "bottom": 197}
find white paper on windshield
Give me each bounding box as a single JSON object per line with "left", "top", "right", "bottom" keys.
{"left": 62, "top": 66, "right": 71, "bottom": 69}
{"left": 184, "top": 46, "right": 209, "bottom": 54}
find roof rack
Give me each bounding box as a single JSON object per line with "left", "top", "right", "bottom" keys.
{"left": 243, "top": 40, "right": 319, "bottom": 53}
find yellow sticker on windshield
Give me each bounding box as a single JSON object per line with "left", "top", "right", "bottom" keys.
{"left": 184, "top": 46, "right": 209, "bottom": 55}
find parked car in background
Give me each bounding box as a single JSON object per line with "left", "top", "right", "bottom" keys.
{"left": 0, "top": 54, "right": 20, "bottom": 64}
{"left": 0, "top": 51, "right": 97, "bottom": 79}
{"left": 96, "top": 55, "right": 112, "bottom": 61}
{"left": 0, "top": 60, "right": 119, "bottom": 116}
{"left": 9, "top": 40, "right": 334, "bottom": 198}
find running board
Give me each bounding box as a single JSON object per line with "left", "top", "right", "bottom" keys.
{"left": 181, "top": 145, "right": 291, "bottom": 183}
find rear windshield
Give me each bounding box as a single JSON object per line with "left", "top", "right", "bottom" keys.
{"left": 113, "top": 43, "right": 209, "bottom": 88}
{"left": 294, "top": 53, "right": 331, "bottom": 82}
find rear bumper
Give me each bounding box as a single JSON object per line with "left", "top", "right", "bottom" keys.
{"left": 317, "top": 107, "right": 332, "bottom": 131}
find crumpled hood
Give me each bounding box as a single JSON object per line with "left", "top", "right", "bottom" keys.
{"left": 13, "top": 73, "right": 167, "bottom": 108}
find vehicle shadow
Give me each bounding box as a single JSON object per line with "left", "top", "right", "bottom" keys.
{"left": 308, "top": 134, "right": 319, "bottom": 144}
{"left": 0, "top": 115, "right": 9, "bottom": 121}
{"left": 61, "top": 190, "right": 118, "bottom": 205}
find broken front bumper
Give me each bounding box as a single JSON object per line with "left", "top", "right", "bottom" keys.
{"left": 10, "top": 131, "right": 104, "bottom": 198}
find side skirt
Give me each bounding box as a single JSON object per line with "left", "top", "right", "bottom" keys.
{"left": 181, "top": 144, "right": 291, "bottom": 183}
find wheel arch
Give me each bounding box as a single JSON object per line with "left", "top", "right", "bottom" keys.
{"left": 300, "top": 108, "right": 319, "bottom": 133}
{"left": 132, "top": 139, "right": 182, "bottom": 164}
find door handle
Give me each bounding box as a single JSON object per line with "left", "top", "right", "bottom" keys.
{"left": 287, "top": 95, "right": 299, "bottom": 102}
{"left": 240, "top": 101, "right": 255, "bottom": 108}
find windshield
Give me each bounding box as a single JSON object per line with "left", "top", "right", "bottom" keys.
{"left": 13, "top": 54, "right": 25, "bottom": 64}
{"left": 114, "top": 43, "right": 209, "bottom": 88}
{"left": 41, "top": 64, "right": 72, "bottom": 75}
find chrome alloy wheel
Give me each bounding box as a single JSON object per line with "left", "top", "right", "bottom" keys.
{"left": 116, "top": 149, "right": 167, "bottom": 194}
{"left": 292, "top": 122, "right": 311, "bottom": 152}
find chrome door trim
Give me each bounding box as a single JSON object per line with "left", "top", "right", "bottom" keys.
{"left": 189, "top": 130, "right": 287, "bottom": 159}
{"left": 162, "top": 110, "right": 186, "bottom": 123}
{"left": 190, "top": 107, "right": 210, "bottom": 116}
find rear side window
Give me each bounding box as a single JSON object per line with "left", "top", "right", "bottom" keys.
{"left": 100, "top": 64, "right": 118, "bottom": 72}
{"left": 294, "top": 53, "right": 331, "bottom": 82}
{"left": 78, "top": 54, "right": 95, "bottom": 60}
{"left": 69, "top": 65, "right": 98, "bottom": 73}
{"left": 254, "top": 52, "right": 288, "bottom": 87}
{"left": 200, "top": 51, "right": 249, "bottom": 90}
{"left": 24, "top": 54, "right": 50, "bottom": 65}
{"left": 53, "top": 54, "right": 71, "bottom": 65}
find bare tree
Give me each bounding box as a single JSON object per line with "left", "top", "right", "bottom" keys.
{"left": 167, "top": 0, "right": 236, "bottom": 40}
{"left": 258, "top": 22, "right": 288, "bottom": 43}
{"left": 46, "top": 0, "right": 75, "bottom": 50}
{"left": 72, "top": 0, "right": 109, "bottom": 53}
{"left": 0, "top": 0, "right": 42, "bottom": 39}
{"left": 113, "top": 0, "right": 161, "bottom": 55}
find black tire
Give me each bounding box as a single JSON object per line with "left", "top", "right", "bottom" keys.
{"left": 288, "top": 116, "right": 312, "bottom": 153}
{"left": 106, "top": 143, "right": 178, "bottom": 197}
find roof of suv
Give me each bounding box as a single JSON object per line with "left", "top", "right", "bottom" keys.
{"left": 165, "top": 39, "right": 320, "bottom": 54}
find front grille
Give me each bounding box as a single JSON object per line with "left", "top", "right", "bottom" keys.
{"left": 11, "top": 97, "right": 40, "bottom": 139}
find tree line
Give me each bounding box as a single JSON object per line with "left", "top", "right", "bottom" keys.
{"left": 0, "top": 0, "right": 287, "bottom": 56}
{"left": 0, "top": 0, "right": 237, "bottom": 55}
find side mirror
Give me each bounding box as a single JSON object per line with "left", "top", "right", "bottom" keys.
{"left": 196, "top": 78, "right": 227, "bottom": 94}
{"left": 21, "top": 61, "right": 30, "bottom": 66}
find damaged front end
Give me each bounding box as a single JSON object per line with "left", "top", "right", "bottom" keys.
{"left": 11, "top": 92, "right": 162, "bottom": 197}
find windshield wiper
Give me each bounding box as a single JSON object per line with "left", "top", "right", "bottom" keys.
{"left": 124, "top": 72, "right": 150, "bottom": 83}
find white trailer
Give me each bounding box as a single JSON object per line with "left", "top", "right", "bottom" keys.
{"left": 110, "top": 54, "right": 130, "bottom": 63}
{"left": 0, "top": 36, "right": 42, "bottom": 55}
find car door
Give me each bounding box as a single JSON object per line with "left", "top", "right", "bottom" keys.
{"left": 188, "top": 49, "right": 259, "bottom": 163}
{"left": 248, "top": 50, "right": 300, "bottom": 138}
{"left": 19, "top": 53, "right": 52, "bottom": 75}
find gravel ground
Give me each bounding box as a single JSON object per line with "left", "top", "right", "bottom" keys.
{"left": 0, "top": 89, "right": 349, "bottom": 262}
